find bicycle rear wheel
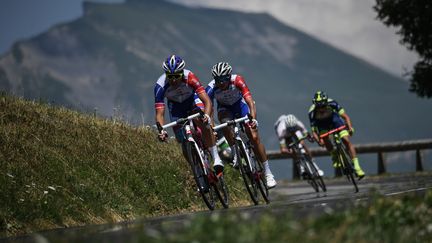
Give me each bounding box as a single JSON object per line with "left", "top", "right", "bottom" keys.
{"left": 306, "top": 159, "right": 327, "bottom": 192}
{"left": 236, "top": 140, "right": 259, "bottom": 205}
{"left": 338, "top": 147, "right": 359, "bottom": 193}
{"left": 186, "top": 142, "right": 216, "bottom": 210}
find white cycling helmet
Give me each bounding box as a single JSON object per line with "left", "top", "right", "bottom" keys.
{"left": 285, "top": 114, "right": 298, "bottom": 128}
{"left": 211, "top": 62, "right": 232, "bottom": 77}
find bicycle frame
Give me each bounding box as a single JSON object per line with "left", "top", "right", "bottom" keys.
{"left": 156, "top": 112, "right": 229, "bottom": 209}
{"left": 158, "top": 113, "right": 209, "bottom": 175}
{"left": 213, "top": 115, "right": 270, "bottom": 204}
{"left": 288, "top": 130, "right": 326, "bottom": 192}
{"left": 320, "top": 125, "right": 358, "bottom": 193}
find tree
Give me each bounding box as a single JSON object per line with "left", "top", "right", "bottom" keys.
{"left": 374, "top": 0, "right": 432, "bottom": 98}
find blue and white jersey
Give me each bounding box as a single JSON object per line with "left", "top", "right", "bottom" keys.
{"left": 205, "top": 74, "right": 252, "bottom": 106}
{"left": 154, "top": 69, "right": 205, "bottom": 109}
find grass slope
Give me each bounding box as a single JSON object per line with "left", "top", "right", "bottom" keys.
{"left": 0, "top": 94, "right": 248, "bottom": 238}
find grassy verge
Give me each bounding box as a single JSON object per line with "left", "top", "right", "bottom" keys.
{"left": 137, "top": 190, "right": 432, "bottom": 242}
{"left": 0, "top": 94, "right": 249, "bottom": 238}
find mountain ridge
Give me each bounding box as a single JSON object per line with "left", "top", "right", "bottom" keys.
{"left": 0, "top": 0, "right": 430, "bottom": 169}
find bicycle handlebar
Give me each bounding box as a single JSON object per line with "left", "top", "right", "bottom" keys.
{"left": 319, "top": 125, "right": 347, "bottom": 139}
{"left": 287, "top": 133, "right": 308, "bottom": 148}
{"left": 212, "top": 115, "right": 250, "bottom": 131}
{"left": 156, "top": 111, "right": 203, "bottom": 132}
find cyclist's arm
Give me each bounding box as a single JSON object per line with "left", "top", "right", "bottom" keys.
{"left": 154, "top": 82, "right": 166, "bottom": 126}
{"left": 340, "top": 112, "right": 353, "bottom": 131}
{"left": 244, "top": 96, "right": 256, "bottom": 119}
{"left": 297, "top": 120, "right": 309, "bottom": 136}
{"left": 155, "top": 107, "right": 165, "bottom": 126}
{"left": 308, "top": 107, "right": 321, "bottom": 143}
{"left": 197, "top": 91, "right": 213, "bottom": 117}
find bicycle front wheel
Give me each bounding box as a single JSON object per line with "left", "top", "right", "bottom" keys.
{"left": 236, "top": 140, "right": 259, "bottom": 205}
{"left": 300, "top": 159, "right": 319, "bottom": 192}
{"left": 254, "top": 158, "right": 270, "bottom": 204}
{"left": 186, "top": 142, "right": 216, "bottom": 210}
{"left": 306, "top": 159, "right": 327, "bottom": 192}
{"left": 338, "top": 147, "right": 359, "bottom": 193}
{"left": 214, "top": 173, "right": 229, "bottom": 208}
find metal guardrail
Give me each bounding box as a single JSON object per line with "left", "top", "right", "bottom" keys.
{"left": 267, "top": 139, "right": 432, "bottom": 179}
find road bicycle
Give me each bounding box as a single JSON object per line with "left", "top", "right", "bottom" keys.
{"left": 320, "top": 125, "right": 359, "bottom": 193}
{"left": 287, "top": 130, "right": 326, "bottom": 192}
{"left": 156, "top": 112, "right": 229, "bottom": 210}
{"left": 213, "top": 115, "right": 270, "bottom": 205}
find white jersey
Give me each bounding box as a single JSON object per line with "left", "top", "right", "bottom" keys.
{"left": 274, "top": 115, "right": 308, "bottom": 144}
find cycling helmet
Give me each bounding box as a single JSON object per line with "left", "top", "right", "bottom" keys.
{"left": 162, "top": 55, "right": 185, "bottom": 74}
{"left": 285, "top": 114, "right": 298, "bottom": 128}
{"left": 312, "top": 91, "right": 328, "bottom": 106}
{"left": 211, "top": 62, "right": 232, "bottom": 77}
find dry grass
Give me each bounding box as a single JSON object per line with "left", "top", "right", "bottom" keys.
{"left": 0, "top": 94, "right": 248, "bottom": 238}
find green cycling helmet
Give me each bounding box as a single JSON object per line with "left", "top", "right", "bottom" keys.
{"left": 313, "top": 91, "right": 328, "bottom": 106}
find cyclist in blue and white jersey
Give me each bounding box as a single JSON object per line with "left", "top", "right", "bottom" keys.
{"left": 205, "top": 62, "right": 277, "bottom": 188}
{"left": 154, "top": 55, "right": 223, "bottom": 173}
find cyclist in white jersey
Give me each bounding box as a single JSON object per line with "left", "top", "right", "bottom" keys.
{"left": 274, "top": 114, "right": 324, "bottom": 177}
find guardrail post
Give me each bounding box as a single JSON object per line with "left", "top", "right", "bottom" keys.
{"left": 416, "top": 149, "right": 424, "bottom": 172}
{"left": 293, "top": 159, "right": 300, "bottom": 180}
{"left": 378, "top": 152, "right": 386, "bottom": 174}
{"left": 334, "top": 166, "right": 342, "bottom": 177}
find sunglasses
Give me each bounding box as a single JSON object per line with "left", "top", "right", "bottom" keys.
{"left": 166, "top": 73, "right": 183, "bottom": 80}
{"left": 215, "top": 75, "right": 231, "bottom": 84}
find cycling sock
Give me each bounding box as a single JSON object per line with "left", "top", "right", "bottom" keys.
{"left": 263, "top": 160, "right": 272, "bottom": 175}
{"left": 353, "top": 157, "right": 361, "bottom": 170}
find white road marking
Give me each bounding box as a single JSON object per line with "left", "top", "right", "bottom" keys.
{"left": 385, "top": 187, "right": 430, "bottom": 196}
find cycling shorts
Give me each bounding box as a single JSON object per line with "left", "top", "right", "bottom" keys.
{"left": 168, "top": 94, "right": 204, "bottom": 142}
{"left": 217, "top": 99, "right": 249, "bottom": 121}
{"left": 315, "top": 113, "right": 349, "bottom": 138}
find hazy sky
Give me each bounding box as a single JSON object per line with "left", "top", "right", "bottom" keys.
{"left": 172, "top": 0, "right": 418, "bottom": 78}
{"left": 0, "top": 0, "right": 122, "bottom": 55}
{"left": 0, "top": 0, "right": 418, "bottom": 78}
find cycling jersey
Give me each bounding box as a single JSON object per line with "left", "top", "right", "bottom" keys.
{"left": 205, "top": 74, "right": 252, "bottom": 119}
{"left": 154, "top": 69, "right": 204, "bottom": 106}
{"left": 154, "top": 69, "right": 206, "bottom": 142}
{"left": 308, "top": 99, "right": 346, "bottom": 132}
{"left": 205, "top": 74, "right": 252, "bottom": 106}
{"left": 274, "top": 115, "right": 308, "bottom": 145}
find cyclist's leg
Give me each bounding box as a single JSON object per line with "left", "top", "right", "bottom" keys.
{"left": 217, "top": 107, "right": 237, "bottom": 166}
{"left": 192, "top": 100, "right": 223, "bottom": 173}
{"left": 341, "top": 134, "right": 365, "bottom": 178}
{"left": 237, "top": 101, "right": 276, "bottom": 188}
{"left": 168, "top": 101, "right": 191, "bottom": 162}
{"left": 316, "top": 124, "right": 338, "bottom": 168}
{"left": 331, "top": 112, "right": 365, "bottom": 177}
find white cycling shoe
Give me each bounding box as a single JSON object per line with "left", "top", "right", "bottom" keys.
{"left": 317, "top": 169, "right": 324, "bottom": 177}
{"left": 266, "top": 173, "right": 277, "bottom": 189}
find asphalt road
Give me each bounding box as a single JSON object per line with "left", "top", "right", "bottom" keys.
{"left": 5, "top": 172, "right": 432, "bottom": 243}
